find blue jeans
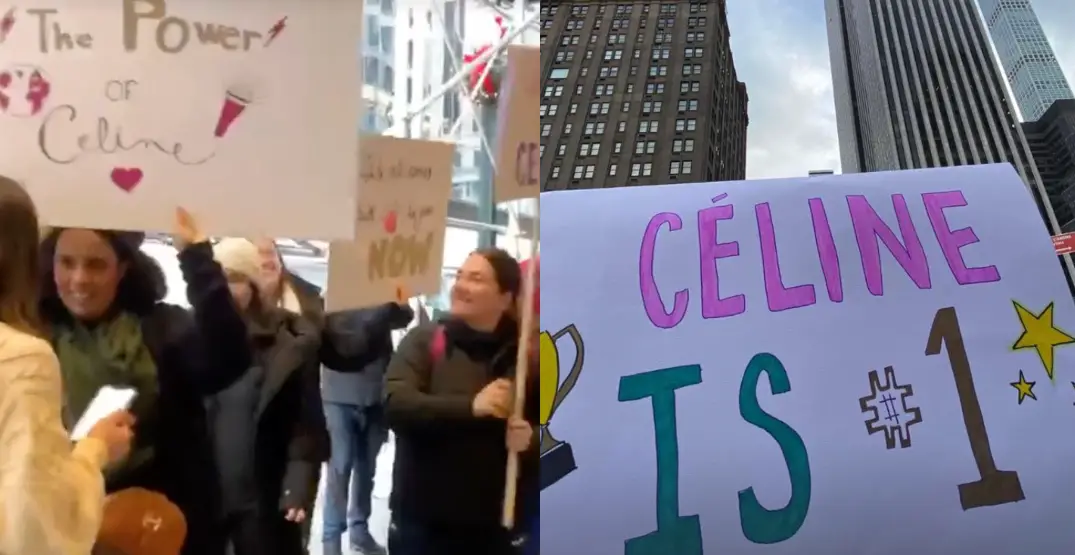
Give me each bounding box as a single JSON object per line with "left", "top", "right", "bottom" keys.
{"left": 321, "top": 403, "right": 387, "bottom": 545}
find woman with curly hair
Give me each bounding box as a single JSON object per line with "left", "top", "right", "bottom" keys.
{"left": 38, "top": 209, "right": 252, "bottom": 555}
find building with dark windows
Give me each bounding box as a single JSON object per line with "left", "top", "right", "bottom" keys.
{"left": 539, "top": 0, "right": 748, "bottom": 191}
{"left": 1024, "top": 99, "right": 1075, "bottom": 231}
{"left": 824, "top": 0, "right": 1062, "bottom": 233}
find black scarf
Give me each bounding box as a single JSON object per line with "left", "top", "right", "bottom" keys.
{"left": 443, "top": 316, "right": 519, "bottom": 377}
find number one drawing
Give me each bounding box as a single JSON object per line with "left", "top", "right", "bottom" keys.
{"left": 925, "top": 306, "right": 1025, "bottom": 510}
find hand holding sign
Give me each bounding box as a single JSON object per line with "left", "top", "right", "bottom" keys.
{"left": 172, "top": 206, "right": 206, "bottom": 250}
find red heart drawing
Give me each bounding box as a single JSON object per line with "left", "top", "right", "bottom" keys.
{"left": 383, "top": 210, "right": 397, "bottom": 233}
{"left": 111, "top": 167, "right": 143, "bottom": 192}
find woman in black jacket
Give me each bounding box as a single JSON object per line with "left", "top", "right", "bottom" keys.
{"left": 383, "top": 247, "right": 539, "bottom": 555}
{"left": 203, "top": 238, "right": 328, "bottom": 555}
{"left": 250, "top": 238, "right": 413, "bottom": 555}
{"left": 38, "top": 209, "right": 251, "bottom": 555}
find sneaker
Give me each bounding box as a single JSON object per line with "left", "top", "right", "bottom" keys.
{"left": 350, "top": 535, "right": 387, "bottom": 555}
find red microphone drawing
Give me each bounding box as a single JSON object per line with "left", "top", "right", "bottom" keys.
{"left": 215, "top": 84, "right": 252, "bottom": 138}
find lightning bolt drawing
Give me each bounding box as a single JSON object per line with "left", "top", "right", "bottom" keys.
{"left": 0, "top": 7, "right": 17, "bottom": 44}
{"left": 265, "top": 16, "right": 287, "bottom": 47}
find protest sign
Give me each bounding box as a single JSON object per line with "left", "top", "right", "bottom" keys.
{"left": 539, "top": 164, "right": 1075, "bottom": 554}
{"left": 0, "top": 1, "right": 362, "bottom": 238}
{"left": 494, "top": 45, "right": 539, "bottom": 203}
{"left": 326, "top": 136, "right": 453, "bottom": 310}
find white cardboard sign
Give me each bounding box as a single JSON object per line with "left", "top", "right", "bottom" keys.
{"left": 0, "top": 1, "right": 362, "bottom": 238}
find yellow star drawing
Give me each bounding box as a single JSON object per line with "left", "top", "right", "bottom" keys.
{"left": 1010, "top": 370, "right": 1037, "bottom": 404}
{"left": 1012, "top": 301, "right": 1075, "bottom": 380}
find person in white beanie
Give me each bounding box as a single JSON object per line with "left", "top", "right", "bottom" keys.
{"left": 249, "top": 239, "right": 414, "bottom": 555}
{"left": 204, "top": 238, "right": 326, "bottom": 555}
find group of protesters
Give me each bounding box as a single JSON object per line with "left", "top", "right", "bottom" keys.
{"left": 0, "top": 175, "right": 539, "bottom": 555}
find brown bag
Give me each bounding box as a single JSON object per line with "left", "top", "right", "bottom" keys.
{"left": 94, "top": 488, "right": 186, "bottom": 555}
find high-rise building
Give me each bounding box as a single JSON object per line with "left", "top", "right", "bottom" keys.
{"left": 825, "top": 0, "right": 1060, "bottom": 228}
{"left": 978, "top": 0, "right": 1073, "bottom": 122}
{"left": 1024, "top": 99, "right": 1075, "bottom": 230}
{"left": 539, "top": 0, "right": 748, "bottom": 191}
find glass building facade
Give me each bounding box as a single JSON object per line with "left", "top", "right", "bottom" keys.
{"left": 978, "top": 0, "right": 1073, "bottom": 122}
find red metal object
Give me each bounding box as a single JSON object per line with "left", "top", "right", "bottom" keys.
{"left": 463, "top": 16, "right": 508, "bottom": 101}
{"left": 1052, "top": 233, "right": 1075, "bottom": 255}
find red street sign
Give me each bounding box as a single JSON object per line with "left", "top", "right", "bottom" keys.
{"left": 1053, "top": 233, "right": 1075, "bottom": 255}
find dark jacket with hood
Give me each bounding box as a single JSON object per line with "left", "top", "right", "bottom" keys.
{"left": 320, "top": 303, "right": 415, "bottom": 406}
{"left": 205, "top": 306, "right": 327, "bottom": 533}
{"left": 41, "top": 241, "right": 252, "bottom": 555}
{"left": 286, "top": 272, "right": 415, "bottom": 405}
{"left": 383, "top": 318, "right": 539, "bottom": 529}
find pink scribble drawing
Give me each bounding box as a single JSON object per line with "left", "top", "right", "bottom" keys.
{"left": 0, "top": 7, "right": 16, "bottom": 44}
{"left": 265, "top": 16, "right": 287, "bottom": 47}
{"left": 110, "top": 167, "right": 143, "bottom": 192}
{"left": 0, "top": 64, "right": 50, "bottom": 117}
{"left": 215, "top": 84, "right": 252, "bottom": 138}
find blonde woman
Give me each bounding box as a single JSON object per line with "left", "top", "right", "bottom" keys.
{"left": 0, "top": 175, "right": 134, "bottom": 555}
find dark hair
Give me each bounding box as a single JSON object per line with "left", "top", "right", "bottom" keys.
{"left": 0, "top": 176, "right": 43, "bottom": 336}
{"left": 39, "top": 228, "right": 168, "bottom": 322}
{"left": 474, "top": 246, "right": 522, "bottom": 299}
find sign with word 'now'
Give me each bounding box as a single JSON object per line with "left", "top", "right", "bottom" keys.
{"left": 540, "top": 163, "right": 1075, "bottom": 554}
{"left": 0, "top": 0, "right": 362, "bottom": 238}
{"left": 326, "top": 135, "right": 453, "bottom": 310}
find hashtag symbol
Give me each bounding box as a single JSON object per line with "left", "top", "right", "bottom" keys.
{"left": 880, "top": 394, "right": 900, "bottom": 425}
{"left": 859, "top": 366, "right": 923, "bottom": 449}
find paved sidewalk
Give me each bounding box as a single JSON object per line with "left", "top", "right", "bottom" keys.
{"left": 306, "top": 435, "right": 395, "bottom": 555}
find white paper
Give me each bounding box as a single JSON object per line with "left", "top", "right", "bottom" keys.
{"left": 539, "top": 164, "right": 1075, "bottom": 554}
{"left": 70, "top": 386, "right": 136, "bottom": 440}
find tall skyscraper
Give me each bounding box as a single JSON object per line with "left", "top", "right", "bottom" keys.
{"left": 539, "top": 0, "right": 748, "bottom": 191}
{"left": 978, "top": 0, "right": 1073, "bottom": 122}
{"left": 825, "top": 0, "right": 1059, "bottom": 226}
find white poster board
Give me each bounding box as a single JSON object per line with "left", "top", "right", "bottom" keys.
{"left": 494, "top": 45, "right": 539, "bottom": 203}
{"left": 326, "top": 136, "right": 453, "bottom": 311}
{"left": 0, "top": 1, "right": 362, "bottom": 239}
{"left": 540, "top": 164, "right": 1075, "bottom": 554}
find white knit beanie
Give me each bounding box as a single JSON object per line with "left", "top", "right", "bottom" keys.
{"left": 212, "top": 238, "right": 261, "bottom": 285}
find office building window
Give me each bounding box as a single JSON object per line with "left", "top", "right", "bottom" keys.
{"left": 675, "top": 118, "right": 697, "bottom": 131}
{"left": 682, "top": 161, "right": 693, "bottom": 174}
{"left": 609, "top": 164, "right": 618, "bottom": 176}
{"left": 580, "top": 143, "right": 601, "bottom": 156}
{"left": 541, "top": 124, "right": 552, "bottom": 136}
{"left": 551, "top": 166, "right": 560, "bottom": 179}
{"left": 618, "top": 121, "right": 627, "bottom": 132}
{"left": 670, "top": 161, "right": 680, "bottom": 175}
{"left": 634, "top": 141, "right": 656, "bottom": 154}
{"left": 673, "top": 139, "right": 696, "bottom": 153}
{"left": 639, "top": 121, "right": 660, "bottom": 132}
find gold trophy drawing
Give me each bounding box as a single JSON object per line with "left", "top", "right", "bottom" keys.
{"left": 539, "top": 324, "right": 585, "bottom": 490}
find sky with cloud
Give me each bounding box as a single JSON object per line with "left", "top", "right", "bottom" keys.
{"left": 726, "top": 0, "right": 1075, "bottom": 180}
